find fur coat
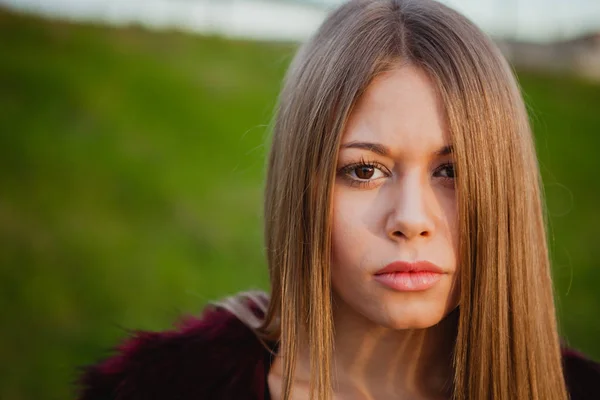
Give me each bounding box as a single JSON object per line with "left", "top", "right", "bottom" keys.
{"left": 76, "top": 296, "right": 600, "bottom": 400}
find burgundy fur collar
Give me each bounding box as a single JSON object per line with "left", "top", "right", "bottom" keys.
{"left": 76, "top": 301, "right": 600, "bottom": 400}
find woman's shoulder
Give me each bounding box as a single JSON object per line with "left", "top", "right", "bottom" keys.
{"left": 562, "top": 346, "right": 600, "bottom": 400}
{"left": 75, "top": 291, "right": 272, "bottom": 400}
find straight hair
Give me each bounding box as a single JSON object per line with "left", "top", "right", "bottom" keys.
{"left": 241, "top": 1, "right": 569, "bottom": 399}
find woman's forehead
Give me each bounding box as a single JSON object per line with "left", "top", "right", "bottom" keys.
{"left": 341, "top": 66, "right": 450, "bottom": 157}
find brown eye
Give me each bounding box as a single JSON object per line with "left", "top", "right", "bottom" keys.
{"left": 355, "top": 165, "right": 375, "bottom": 180}
{"left": 338, "top": 161, "right": 389, "bottom": 188}
{"left": 434, "top": 163, "right": 456, "bottom": 179}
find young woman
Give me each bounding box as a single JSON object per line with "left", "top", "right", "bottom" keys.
{"left": 77, "top": 0, "right": 600, "bottom": 399}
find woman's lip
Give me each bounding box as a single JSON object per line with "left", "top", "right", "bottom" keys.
{"left": 373, "top": 261, "right": 444, "bottom": 292}
{"left": 375, "top": 260, "right": 444, "bottom": 275}
{"left": 373, "top": 271, "right": 443, "bottom": 291}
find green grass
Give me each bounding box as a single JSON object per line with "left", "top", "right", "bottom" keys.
{"left": 0, "top": 8, "right": 599, "bottom": 400}
{"left": 519, "top": 69, "right": 600, "bottom": 356}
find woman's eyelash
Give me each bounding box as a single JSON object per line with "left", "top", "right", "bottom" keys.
{"left": 338, "top": 158, "right": 390, "bottom": 188}
{"left": 339, "top": 161, "right": 388, "bottom": 176}
{"left": 434, "top": 163, "right": 456, "bottom": 179}
{"left": 338, "top": 159, "right": 456, "bottom": 189}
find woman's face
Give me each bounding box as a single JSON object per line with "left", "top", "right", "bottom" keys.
{"left": 331, "top": 65, "right": 459, "bottom": 330}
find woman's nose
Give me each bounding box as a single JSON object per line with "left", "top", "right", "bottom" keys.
{"left": 385, "top": 174, "right": 435, "bottom": 241}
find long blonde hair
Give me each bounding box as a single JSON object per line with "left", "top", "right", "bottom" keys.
{"left": 252, "top": 0, "right": 568, "bottom": 399}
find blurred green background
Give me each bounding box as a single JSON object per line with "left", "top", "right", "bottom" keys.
{"left": 1, "top": 8, "right": 599, "bottom": 400}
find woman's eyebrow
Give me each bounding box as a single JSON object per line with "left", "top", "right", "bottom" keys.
{"left": 340, "top": 141, "right": 390, "bottom": 156}
{"left": 340, "top": 142, "right": 453, "bottom": 157}
{"left": 435, "top": 145, "right": 453, "bottom": 156}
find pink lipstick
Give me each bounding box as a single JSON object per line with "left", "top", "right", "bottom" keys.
{"left": 373, "top": 261, "right": 444, "bottom": 291}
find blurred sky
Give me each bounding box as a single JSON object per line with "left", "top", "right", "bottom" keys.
{"left": 0, "top": 0, "right": 599, "bottom": 42}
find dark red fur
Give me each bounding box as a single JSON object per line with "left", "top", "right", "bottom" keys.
{"left": 76, "top": 302, "right": 600, "bottom": 400}
{"left": 76, "top": 305, "right": 270, "bottom": 400}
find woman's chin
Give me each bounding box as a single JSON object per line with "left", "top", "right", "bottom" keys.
{"left": 372, "top": 301, "right": 459, "bottom": 331}
{"left": 383, "top": 314, "right": 447, "bottom": 330}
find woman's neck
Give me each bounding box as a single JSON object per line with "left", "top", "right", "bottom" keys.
{"left": 329, "top": 296, "right": 457, "bottom": 399}
{"left": 269, "top": 298, "right": 457, "bottom": 400}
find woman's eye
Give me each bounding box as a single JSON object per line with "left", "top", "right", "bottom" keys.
{"left": 354, "top": 165, "right": 376, "bottom": 180}
{"left": 434, "top": 163, "right": 455, "bottom": 179}
{"left": 348, "top": 164, "right": 386, "bottom": 181}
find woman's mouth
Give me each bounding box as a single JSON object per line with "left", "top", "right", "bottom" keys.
{"left": 373, "top": 261, "right": 444, "bottom": 291}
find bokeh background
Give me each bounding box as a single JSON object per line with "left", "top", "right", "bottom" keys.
{"left": 0, "top": 0, "right": 599, "bottom": 399}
